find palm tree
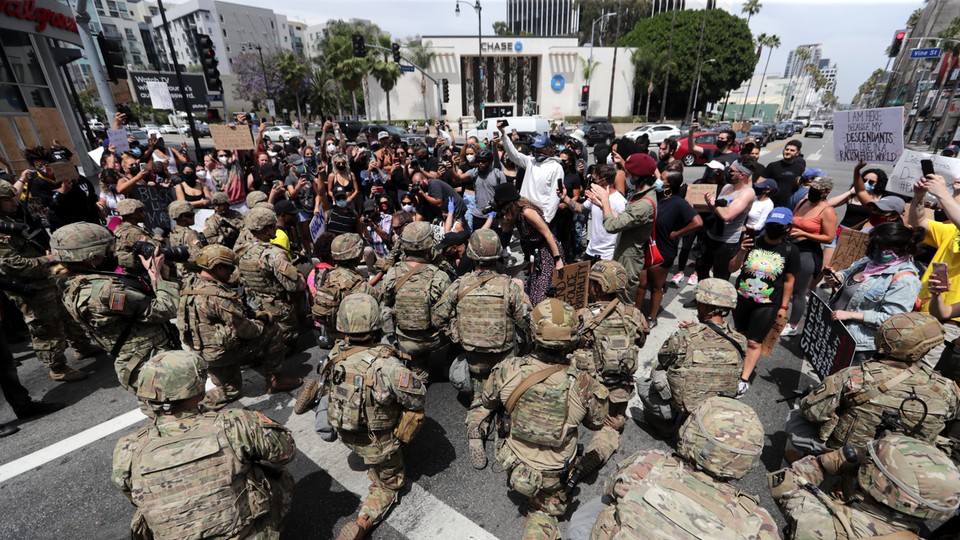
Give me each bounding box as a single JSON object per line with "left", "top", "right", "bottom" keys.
{"left": 751, "top": 33, "right": 780, "bottom": 119}
{"left": 632, "top": 47, "right": 669, "bottom": 120}
{"left": 371, "top": 40, "right": 402, "bottom": 123}
{"left": 907, "top": 8, "right": 922, "bottom": 29}
{"left": 406, "top": 40, "right": 437, "bottom": 122}
{"left": 741, "top": 0, "right": 762, "bottom": 24}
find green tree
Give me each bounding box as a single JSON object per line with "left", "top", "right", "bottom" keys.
{"left": 853, "top": 68, "right": 884, "bottom": 108}
{"left": 276, "top": 51, "right": 311, "bottom": 124}
{"left": 371, "top": 35, "right": 402, "bottom": 122}
{"left": 406, "top": 39, "right": 437, "bottom": 122}
{"left": 906, "top": 8, "right": 922, "bottom": 29}
{"left": 622, "top": 9, "right": 755, "bottom": 118}
{"left": 631, "top": 47, "right": 670, "bottom": 120}
{"left": 576, "top": 0, "right": 650, "bottom": 46}
{"left": 77, "top": 87, "right": 105, "bottom": 122}
{"left": 318, "top": 19, "right": 387, "bottom": 118}
{"left": 492, "top": 21, "right": 510, "bottom": 36}
{"left": 741, "top": 0, "right": 762, "bottom": 24}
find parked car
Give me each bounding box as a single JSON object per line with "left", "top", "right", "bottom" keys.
{"left": 88, "top": 119, "right": 105, "bottom": 130}
{"left": 160, "top": 124, "right": 178, "bottom": 134}
{"left": 775, "top": 122, "right": 795, "bottom": 139}
{"left": 624, "top": 123, "right": 682, "bottom": 144}
{"left": 790, "top": 120, "right": 805, "bottom": 134}
{"left": 804, "top": 122, "right": 825, "bottom": 138}
{"left": 747, "top": 125, "right": 768, "bottom": 146}
{"left": 263, "top": 125, "right": 303, "bottom": 142}
{"left": 675, "top": 131, "right": 733, "bottom": 167}
{"left": 825, "top": 120, "right": 834, "bottom": 130}
{"left": 467, "top": 116, "right": 550, "bottom": 142}
{"left": 358, "top": 124, "right": 423, "bottom": 147}
{"left": 678, "top": 122, "right": 693, "bottom": 137}
{"left": 581, "top": 117, "right": 615, "bottom": 146}
{"left": 143, "top": 124, "right": 160, "bottom": 133}
{"left": 179, "top": 123, "right": 211, "bottom": 137}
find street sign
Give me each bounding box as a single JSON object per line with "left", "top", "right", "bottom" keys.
{"left": 910, "top": 47, "right": 942, "bottom": 59}
{"left": 400, "top": 65, "right": 415, "bottom": 73}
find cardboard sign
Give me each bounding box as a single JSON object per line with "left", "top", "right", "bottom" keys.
{"left": 833, "top": 107, "right": 904, "bottom": 163}
{"left": 309, "top": 211, "right": 326, "bottom": 242}
{"left": 684, "top": 184, "right": 716, "bottom": 212}
{"left": 128, "top": 184, "right": 176, "bottom": 232}
{"left": 107, "top": 129, "right": 130, "bottom": 153}
{"left": 48, "top": 162, "right": 79, "bottom": 182}
{"left": 799, "top": 292, "right": 857, "bottom": 379}
{"left": 551, "top": 260, "right": 590, "bottom": 309}
{"left": 888, "top": 149, "right": 960, "bottom": 197}
{"left": 210, "top": 124, "right": 255, "bottom": 151}
{"left": 830, "top": 228, "right": 870, "bottom": 272}
{"left": 190, "top": 209, "right": 214, "bottom": 234}
{"left": 146, "top": 81, "right": 175, "bottom": 111}
{"left": 762, "top": 311, "right": 788, "bottom": 356}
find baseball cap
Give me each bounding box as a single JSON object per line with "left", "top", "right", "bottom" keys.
{"left": 705, "top": 160, "right": 725, "bottom": 171}
{"left": 356, "top": 133, "right": 369, "bottom": 145}
{"left": 869, "top": 196, "right": 906, "bottom": 214}
{"left": 147, "top": 129, "right": 161, "bottom": 139}
{"left": 801, "top": 167, "right": 823, "bottom": 180}
{"left": 362, "top": 199, "right": 377, "bottom": 212}
{"left": 377, "top": 130, "right": 390, "bottom": 140}
{"left": 493, "top": 183, "right": 521, "bottom": 205}
{"left": 624, "top": 153, "right": 657, "bottom": 177}
{"left": 439, "top": 230, "right": 470, "bottom": 249}
{"left": 287, "top": 154, "right": 303, "bottom": 166}
{"left": 942, "top": 145, "right": 959, "bottom": 157}
{"left": 531, "top": 134, "right": 550, "bottom": 149}
{"left": 766, "top": 207, "right": 793, "bottom": 225}
{"left": 332, "top": 184, "right": 349, "bottom": 199}
{"left": 755, "top": 178, "right": 779, "bottom": 195}
{"left": 273, "top": 199, "right": 298, "bottom": 215}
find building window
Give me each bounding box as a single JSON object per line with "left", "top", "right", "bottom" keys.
{"left": 219, "top": 14, "right": 223, "bottom": 22}
{"left": 222, "top": 29, "right": 227, "bottom": 36}
{"left": 270, "top": 21, "right": 274, "bottom": 29}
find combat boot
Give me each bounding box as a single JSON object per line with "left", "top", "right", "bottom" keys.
{"left": 336, "top": 516, "right": 372, "bottom": 540}
{"left": 467, "top": 424, "right": 487, "bottom": 469}
{"left": 266, "top": 373, "right": 302, "bottom": 394}
{"left": 577, "top": 449, "right": 604, "bottom": 478}
{"left": 49, "top": 366, "right": 88, "bottom": 382}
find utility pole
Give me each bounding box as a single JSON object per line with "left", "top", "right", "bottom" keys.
{"left": 73, "top": 0, "right": 116, "bottom": 120}
{"left": 606, "top": 1, "right": 622, "bottom": 118}
{"left": 157, "top": 0, "right": 202, "bottom": 158}
{"left": 685, "top": 7, "right": 709, "bottom": 122}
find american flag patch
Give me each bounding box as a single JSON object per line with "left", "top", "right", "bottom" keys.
{"left": 109, "top": 293, "right": 126, "bottom": 311}
{"left": 279, "top": 261, "right": 288, "bottom": 272}
{"left": 256, "top": 411, "right": 276, "bottom": 424}
{"left": 399, "top": 371, "right": 410, "bottom": 388}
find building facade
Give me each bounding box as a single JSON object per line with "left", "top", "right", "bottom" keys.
{"left": 506, "top": 0, "right": 579, "bottom": 36}
{"left": 723, "top": 74, "right": 790, "bottom": 122}
{"left": 783, "top": 44, "right": 822, "bottom": 79}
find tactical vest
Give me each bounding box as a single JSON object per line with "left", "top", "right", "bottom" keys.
{"left": 511, "top": 363, "right": 576, "bottom": 448}
{"left": 613, "top": 456, "right": 766, "bottom": 540}
{"left": 238, "top": 242, "right": 286, "bottom": 298}
{"left": 207, "top": 213, "right": 242, "bottom": 248}
{"left": 312, "top": 268, "right": 365, "bottom": 327}
{"left": 177, "top": 281, "right": 236, "bottom": 356}
{"left": 327, "top": 346, "right": 402, "bottom": 433}
{"left": 830, "top": 363, "right": 957, "bottom": 448}
{"left": 130, "top": 413, "right": 261, "bottom": 539}
{"left": 457, "top": 273, "right": 514, "bottom": 353}
{"left": 583, "top": 301, "right": 641, "bottom": 385}
{"left": 667, "top": 324, "right": 743, "bottom": 414}
{"left": 393, "top": 263, "right": 437, "bottom": 332}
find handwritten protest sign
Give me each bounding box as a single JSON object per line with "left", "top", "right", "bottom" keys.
{"left": 684, "top": 184, "right": 716, "bottom": 212}
{"left": 146, "top": 81, "right": 174, "bottom": 111}
{"left": 128, "top": 184, "right": 176, "bottom": 232}
{"left": 830, "top": 228, "right": 870, "bottom": 271}
{"left": 799, "top": 293, "right": 856, "bottom": 379}
{"left": 552, "top": 261, "right": 590, "bottom": 309}
{"left": 888, "top": 149, "right": 960, "bottom": 197}
{"left": 309, "top": 211, "right": 326, "bottom": 242}
{"left": 49, "top": 162, "right": 79, "bottom": 182}
{"left": 833, "top": 107, "right": 904, "bottom": 163}
{"left": 210, "top": 124, "right": 255, "bottom": 151}
{"left": 107, "top": 129, "right": 130, "bottom": 153}
{"left": 762, "top": 312, "right": 788, "bottom": 356}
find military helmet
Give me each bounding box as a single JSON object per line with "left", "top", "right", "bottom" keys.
{"left": 196, "top": 244, "right": 236, "bottom": 270}
{"left": 858, "top": 434, "right": 960, "bottom": 520}
{"left": 244, "top": 207, "right": 277, "bottom": 231}
{"left": 246, "top": 191, "right": 268, "bottom": 208}
{"left": 589, "top": 260, "right": 628, "bottom": 294}
{"left": 0, "top": 179, "right": 16, "bottom": 198}
{"left": 336, "top": 293, "right": 382, "bottom": 334}
{"left": 331, "top": 233, "right": 363, "bottom": 261}
{"left": 211, "top": 192, "right": 230, "bottom": 205}
{"left": 50, "top": 222, "right": 116, "bottom": 262}
{"left": 116, "top": 198, "right": 145, "bottom": 217}
{"left": 875, "top": 312, "right": 944, "bottom": 363}
{"left": 168, "top": 200, "right": 194, "bottom": 220}
{"left": 677, "top": 396, "right": 764, "bottom": 480}
{"left": 531, "top": 298, "right": 579, "bottom": 350}
{"left": 695, "top": 278, "right": 738, "bottom": 309}
{"left": 466, "top": 229, "right": 501, "bottom": 261}
{"left": 135, "top": 351, "right": 207, "bottom": 403}
{"left": 400, "top": 221, "right": 436, "bottom": 253}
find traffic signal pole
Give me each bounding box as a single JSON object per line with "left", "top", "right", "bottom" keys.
{"left": 73, "top": 0, "right": 116, "bottom": 120}
{"left": 157, "top": 0, "right": 202, "bottom": 159}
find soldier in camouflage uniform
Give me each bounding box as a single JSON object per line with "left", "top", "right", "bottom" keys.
{"left": 203, "top": 192, "right": 244, "bottom": 248}
{"left": 51, "top": 222, "right": 179, "bottom": 391}
{"left": 379, "top": 222, "right": 452, "bottom": 382}
{"left": 237, "top": 207, "right": 306, "bottom": 349}
{"left": 637, "top": 278, "right": 745, "bottom": 435}
{"left": 0, "top": 179, "right": 93, "bottom": 381}
{"left": 113, "top": 198, "right": 153, "bottom": 273}
{"left": 787, "top": 312, "right": 960, "bottom": 462}
{"left": 234, "top": 191, "right": 273, "bottom": 252}
{"left": 178, "top": 244, "right": 301, "bottom": 408}
{"left": 312, "top": 233, "right": 378, "bottom": 344}
{"left": 483, "top": 298, "right": 609, "bottom": 539}
{"left": 432, "top": 229, "right": 532, "bottom": 470}
{"left": 572, "top": 260, "right": 649, "bottom": 478}
{"left": 570, "top": 397, "right": 778, "bottom": 540}
{"left": 166, "top": 200, "right": 205, "bottom": 282}
{"left": 769, "top": 433, "right": 960, "bottom": 539}
{"left": 112, "top": 351, "right": 295, "bottom": 540}
{"left": 325, "top": 294, "right": 427, "bottom": 540}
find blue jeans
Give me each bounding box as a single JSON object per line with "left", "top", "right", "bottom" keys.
{"left": 463, "top": 192, "right": 476, "bottom": 232}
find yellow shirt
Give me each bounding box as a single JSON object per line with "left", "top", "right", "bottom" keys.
{"left": 920, "top": 220, "right": 960, "bottom": 321}
{"left": 270, "top": 229, "right": 291, "bottom": 253}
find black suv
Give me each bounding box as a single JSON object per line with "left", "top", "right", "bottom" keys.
{"left": 358, "top": 124, "right": 423, "bottom": 147}
{"left": 582, "top": 117, "right": 615, "bottom": 146}
{"left": 315, "top": 121, "right": 363, "bottom": 144}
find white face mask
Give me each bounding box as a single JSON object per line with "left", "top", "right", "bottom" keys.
{"left": 466, "top": 154, "right": 476, "bottom": 163}
{"left": 401, "top": 204, "right": 415, "bottom": 213}
{"left": 606, "top": 153, "right": 615, "bottom": 165}
{"left": 267, "top": 151, "right": 278, "bottom": 158}
{"left": 196, "top": 170, "right": 207, "bottom": 179}
{"left": 218, "top": 156, "right": 229, "bottom": 165}
{"left": 326, "top": 144, "right": 336, "bottom": 153}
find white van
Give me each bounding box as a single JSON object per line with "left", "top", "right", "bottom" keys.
{"left": 467, "top": 116, "right": 550, "bottom": 141}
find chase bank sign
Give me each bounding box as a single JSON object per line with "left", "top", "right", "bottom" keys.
{"left": 481, "top": 40, "right": 523, "bottom": 53}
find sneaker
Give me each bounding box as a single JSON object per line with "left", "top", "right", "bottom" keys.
{"left": 736, "top": 379, "right": 750, "bottom": 399}
{"left": 671, "top": 272, "right": 686, "bottom": 284}
{"left": 687, "top": 274, "right": 699, "bottom": 287}
{"left": 780, "top": 324, "right": 799, "bottom": 337}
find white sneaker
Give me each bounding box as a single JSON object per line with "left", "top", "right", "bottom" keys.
{"left": 736, "top": 379, "right": 750, "bottom": 399}
{"left": 780, "top": 324, "right": 798, "bottom": 337}
{"left": 671, "top": 272, "right": 686, "bottom": 284}
{"left": 687, "top": 274, "right": 699, "bottom": 287}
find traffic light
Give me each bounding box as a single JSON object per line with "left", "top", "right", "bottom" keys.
{"left": 580, "top": 85, "right": 590, "bottom": 106}
{"left": 96, "top": 34, "right": 127, "bottom": 83}
{"left": 194, "top": 33, "right": 222, "bottom": 92}
{"left": 392, "top": 43, "right": 401, "bottom": 63}
{"left": 889, "top": 30, "right": 906, "bottom": 58}
{"left": 352, "top": 34, "right": 367, "bottom": 57}
{"left": 206, "top": 108, "right": 221, "bottom": 121}
{"left": 442, "top": 78, "right": 449, "bottom": 103}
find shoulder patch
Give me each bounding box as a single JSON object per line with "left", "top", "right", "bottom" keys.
{"left": 255, "top": 411, "right": 277, "bottom": 425}
{"left": 398, "top": 371, "right": 411, "bottom": 388}
{"left": 109, "top": 292, "right": 126, "bottom": 311}
{"left": 769, "top": 470, "right": 786, "bottom": 488}
{"left": 279, "top": 261, "right": 288, "bottom": 273}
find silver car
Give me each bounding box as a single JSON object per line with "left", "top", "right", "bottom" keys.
{"left": 804, "top": 123, "right": 825, "bottom": 138}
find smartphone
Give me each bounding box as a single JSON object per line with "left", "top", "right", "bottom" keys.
{"left": 921, "top": 159, "right": 935, "bottom": 177}
{"left": 499, "top": 119, "right": 510, "bottom": 128}
{"left": 933, "top": 262, "right": 949, "bottom": 285}
{"left": 827, "top": 268, "right": 843, "bottom": 286}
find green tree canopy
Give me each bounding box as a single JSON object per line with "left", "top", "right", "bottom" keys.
{"left": 576, "top": 0, "right": 651, "bottom": 45}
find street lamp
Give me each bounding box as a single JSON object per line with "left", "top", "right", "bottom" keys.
{"left": 692, "top": 58, "right": 716, "bottom": 119}
{"left": 455, "top": 0, "right": 482, "bottom": 119}
{"left": 588, "top": 13, "right": 615, "bottom": 85}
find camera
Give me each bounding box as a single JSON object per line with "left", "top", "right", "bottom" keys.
{"left": 0, "top": 276, "right": 41, "bottom": 298}
{"left": 409, "top": 183, "right": 422, "bottom": 193}
{"left": 481, "top": 203, "right": 499, "bottom": 214}
{"left": 132, "top": 241, "right": 191, "bottom": 263}
{"left": 0, "top": 221, "right": 28, "bottom": 235}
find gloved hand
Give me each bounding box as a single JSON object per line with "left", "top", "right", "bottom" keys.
{"left": 818, "top": 445, "right": 865, "bottom": 475}
{"left": 255, "top": 310, "right": 274, "bottom": 325}
{"left": 447, "top": 197, "right": 455, "bottom": 214}
{"left": 488, "top": 211, "right": 496, "bottom": 220}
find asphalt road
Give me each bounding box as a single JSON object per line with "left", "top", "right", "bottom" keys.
{"left": 0, "top": 130, "right": 857, "bottom": 539}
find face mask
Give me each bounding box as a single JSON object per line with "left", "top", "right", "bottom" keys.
{"left": 466, "top": 154, "right": 476, "bottom": 163}
{"left": 379, "top": 204, "right": 390, "bottom": 212}
{"left": 218, "top": 156, "right": 228, "bottom": 165}
{"left": 606, "top": 153, "right": 614, "bottom": 165}
{"left": 402, "top": 204, "right": 415, "bottom": 213}
{"left": 326, "top": 144, "right": 336, "bottom": 153}
{"left": 196, "top": 170, "right": 207, "bottom": 179}
{"left": 335, "top": 199, "right": 348, "bottom": 208}
{"left": 267, "top": 151, "right": 278, "bottom": 158}
{"left": 304, "top": 156, "right": 315, "bottom": 164}
{"left": 654, "top": 179, "right": 664, "bottom": 192}
{"left": 806, "top": 189, "right": 823, "bottom": 203}
{"left": 764, "top": 223, "right": 786, "bottom": 239}
{"left": 131, "top": 147, "right": 142, "bottom": 158}
{"left": 865, "top": 182, "right": 875, "bottom": 192}
{"left": 716, "top": 140, "right": 729, "bottom": 151}
{"left": 182, "top": 173, "right": 197, "bottom": 185}
{"left": 336, "top": 162, "right": 346, "bottom": 170}
{"left": 869, "top": 249, "right": 897, "bottom": 263}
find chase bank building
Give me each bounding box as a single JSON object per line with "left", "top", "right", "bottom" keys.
{"left": 366, "top": 36, "right": 636, "bottom": 121}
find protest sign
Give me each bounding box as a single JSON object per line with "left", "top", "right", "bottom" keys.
{"left": 309, "top": 211, "right": 326, "bottom": 242}
{"left": 49, "top": 162, "right": 79, "bottom": 182}
{"left": 830, "top": 228, "right": 870, "bottom": 271}
{"left": 107, "top": 129, "right": 130, "bottom": 153}
{"left": 799, "top": 292, "right": 857, "bottom": 379}
{"left": 552, "top": 261, "right": 590, "bottom": 309}
{"left": 684, "top": 184, "right": 716, "bottom": 212}
{"left": 190, "top": 209, "right": 214, "bottom": 234}
{"left": 128, "top": 184, "right": 176, "bottom": 232}
{"left": 888, "top": 149, "right": 960, "bottom": 197}
{"left": 210, "top": 124, "right": 255, "bottom": 151}
{"left": 130, "top": 71, "right": 207, "bottom": 114}
{"left": 833, "top": 107, "right": 904, "bottom": 163}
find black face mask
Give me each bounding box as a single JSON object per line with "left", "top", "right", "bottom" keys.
{"left": 807, "top": 189, "right": 824, "bottom": 203}
{"left": 716, "top": 140, "right": 729, "bottom": 151}
{"left": 765, "top": 223, "right": 786, "bottom": 239}
{"left": 182, "top": 172, "right": 197, "bottom": 185}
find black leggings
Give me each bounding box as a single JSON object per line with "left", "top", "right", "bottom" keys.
{"left": 733, "top": 300, "right": 779, "bottom": 343}
{"left": 695, "top": 236, "right": 740, "bottom": 281}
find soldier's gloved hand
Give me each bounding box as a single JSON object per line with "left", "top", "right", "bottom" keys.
{"left": 255, "top": 310, "right": 274, "bottom": 324}
{"left": 817, "top": 445, "right": 865, "bottom": 475}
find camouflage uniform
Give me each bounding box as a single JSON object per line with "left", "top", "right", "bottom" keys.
{"left": 234, "top": 192, "right": 272, "bottom": 253}
{"left": 379, "top": 222, "right": 451, "bottom": 382}
{"left": 792, "top": 313, "right": 960, "bottom": 459}
{"left": 769, "top": 434, "right": 960, "bottom": 540}
{"left": 312, "top": 233, "right": 378, "bottom": 343}
{"left": 572, "top": 261, "right": 649, "bottom": 477}
{"left": 483, "top": 299, "right": 609, "bottom": 539}
{"left": 204, "top": 193, "right": 244, "bottom": 248}
{"left": 326, "top": 294, "right": 426, "bottom": 540}
{"left": 113, "top": 199, "right": 153, "bottom": 272}
{"left": 167, "top": 200, "right": 205, "bottom": 280}
{"left": 112, "top": 351, "right": 295, "bottom": 540}
{"left": 585, "top": 398, "right": 778, "bottom": 540}
{"left": 237, "top": 208, "right": 306, "bottom": 347}
{"left": 51, "top": 223, "right": 179, "bottom": 391}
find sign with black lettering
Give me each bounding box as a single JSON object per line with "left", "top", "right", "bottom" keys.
{"left": 833, "top": 107, "right": 904, "bottom": 163}
{"left": 129, "top": 71, "right": 207, "bottom": 114}
{"left": 552, "top": 261, "right": 590, "bottom": 309}
{"left": 799, "top": 292, "right": 856, "bottom": 379}
{"left": 128, "top": 184, "right": 175, "bottom": 232}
